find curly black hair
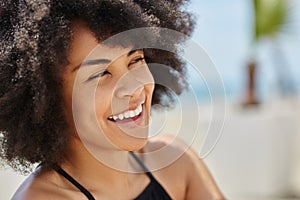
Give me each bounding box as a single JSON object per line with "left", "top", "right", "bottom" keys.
{"left": 0, "top": 0, "right": 194, "bottom": 173}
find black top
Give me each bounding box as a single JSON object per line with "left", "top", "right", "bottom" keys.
{"left": 56, "top": 152, "right": 172, "bottom": 200}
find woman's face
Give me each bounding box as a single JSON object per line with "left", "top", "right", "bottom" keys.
{"left": 62, "top": 21, "right": 155, "bottom": 152}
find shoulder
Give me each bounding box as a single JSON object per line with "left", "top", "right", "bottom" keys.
{"left": 144, "top": 134, "right": 198, "bottom": 168}
{"left": 144, "top": 134, "right": 205, "bottom": 175}
{"left": 145, "top": 134, "right": 187, "bottom": 153}
{"left": 11, "top": 168, "right": 71, "bottom": 200}
{"left": 144, "top": 134, "right": 225, "bottom": 199}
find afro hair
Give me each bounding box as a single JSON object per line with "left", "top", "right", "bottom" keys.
{"left": 0, "top": 0, "right": 195, "bottom": 172}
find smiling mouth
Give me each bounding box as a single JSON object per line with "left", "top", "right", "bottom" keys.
{"left": 108, "top": 104, "right": 143, "bottom": 122}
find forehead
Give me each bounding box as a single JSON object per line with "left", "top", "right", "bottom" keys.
{"left": 68, "top": 21, "right": 132, "bottom": 67}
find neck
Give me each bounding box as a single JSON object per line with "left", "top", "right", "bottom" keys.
{"left": 61, "top": 137, "right": 137, "bottom": 193}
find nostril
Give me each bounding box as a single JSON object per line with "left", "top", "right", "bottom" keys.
{"left": 114, "top": 66, "right": 152, "bottom": 99}
{"left": 114, "top": 82, "right": 144, "bottom": 99}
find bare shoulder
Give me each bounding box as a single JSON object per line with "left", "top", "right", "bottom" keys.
{"left": 144, "top": 134, "right": 198, "bottom": 167}
{"left": 144, "top": 134, "right": 225, "bottom": 200}
{"left": 12, "top": 168, "right": 71, "bottom": 200}
{"left": 143, "top": 134, "right": 202, "bottom": 171}
{"left": 146, "top": 134, "right": 185, "bottom": 149}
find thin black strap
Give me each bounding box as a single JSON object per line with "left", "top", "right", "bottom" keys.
{"left": 56, "top": 168, "right": 96, "bottom": 200}
{"left": 129, "top": 152, "right": 155, "bottom": 180}
{"left": 130, "top": 152, "right": 172, "bottom": 200}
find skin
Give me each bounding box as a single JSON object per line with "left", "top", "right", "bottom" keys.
{"left": 12, "top": 21, "right": 225, "bottom": 200}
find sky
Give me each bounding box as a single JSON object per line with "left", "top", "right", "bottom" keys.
{"left": 185, "top": 0, "right": 300, "bottom": 102}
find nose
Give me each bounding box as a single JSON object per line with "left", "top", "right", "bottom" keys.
{"left": 114, "top": 71, "right": 144, "bottom": 100}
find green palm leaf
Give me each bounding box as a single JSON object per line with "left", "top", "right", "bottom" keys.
{"left": 253, "top": 0, "right": 290, "bottom": 41}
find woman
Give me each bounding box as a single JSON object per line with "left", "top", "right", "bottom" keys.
{"left": 0, "top": 0, "right": 225, "bottom": 199}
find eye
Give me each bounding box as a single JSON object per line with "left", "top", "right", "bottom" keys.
{"left": 87, "top": 70, "right": 111, "bottom": 81}
{"left": 129, "top": 56, "right": 145, "bottom": 66}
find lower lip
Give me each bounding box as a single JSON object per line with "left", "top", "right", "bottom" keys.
{"left": 109, "top": 105, "right": 145, "bottom": 128}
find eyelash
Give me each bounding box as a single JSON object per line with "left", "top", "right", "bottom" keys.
{"left": 87, "top": 70, "right": 110, "bottom": 81}
{"left": 129, "top": 56, "right": 145, "bottom": 66}
{"left": 87, "top": 56, "right": 145, "bottom": 81}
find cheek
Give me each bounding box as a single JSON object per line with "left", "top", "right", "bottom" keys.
{"left": 145, "top": 83, "right": 155, "bottom": 98}
{"left": 61, "top": 75, "right": 77, "bottom": 125}
{"left": 94, "top": 84, "right": 114, "bottom": 117}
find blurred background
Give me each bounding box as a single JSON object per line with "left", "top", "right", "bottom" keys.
{"left": 1, "top": 0, "right": 300, "bottom": 199}
{"left": 183, "top": 0, "right": 300, "bottom": 199}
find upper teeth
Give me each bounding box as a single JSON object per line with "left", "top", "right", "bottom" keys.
{"left": 109, "top": 105, "right": 142, "bottom": 121}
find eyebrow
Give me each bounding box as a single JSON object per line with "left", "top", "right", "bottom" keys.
{"left": 71, "top": 49, "right": 142, "bottom": 72}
